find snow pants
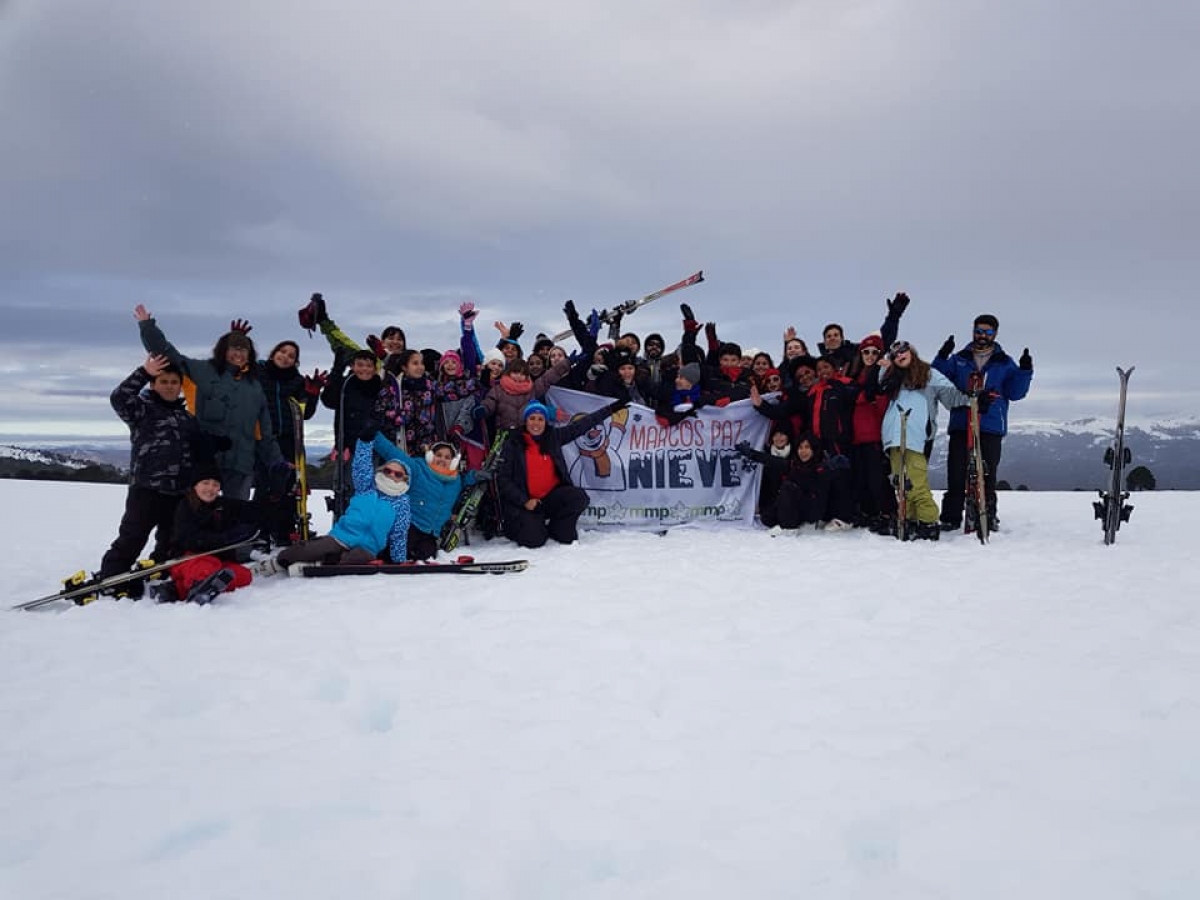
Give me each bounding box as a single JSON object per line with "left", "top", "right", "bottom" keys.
{"left": 850, "top": 441, "right": 895, "bottom": 520}
{"left": 99, "top": 486, "right": 182, "bottom": 578}
{"left": 503, "top": 485, "right": 589, "bottom": 548}
{"left": 775, "top": 480, "right": 830, "bottom": 528}
{"left": 887, "top": 447, "right": 938, "bottom": 524}
{"left": 277, "top": 536, "right": 375, "bottom": 567}
{"left": 171, "top": 555, "right": 252, "bottom": 597}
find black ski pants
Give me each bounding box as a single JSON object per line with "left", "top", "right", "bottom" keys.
{"left": 503, "top": 485, "right": 589, "bottom": 548}
{"left": 99, "top": 486, "right": 182, "bottom": 578}
{"left": 277, "top": 535, "right": 374, "bottom": 567}
{"left": 775, "top": 481, "right": 830, "bottom": 528}
{"left": 849, "top": 441, "right": 895, "bottom": 519}
{"left": 940, "top": 430, "right": 1004, "bottom": 525}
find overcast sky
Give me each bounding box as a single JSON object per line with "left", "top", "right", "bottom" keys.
{"left": 1, "top": 0, "right": 1196, "bottom": 443}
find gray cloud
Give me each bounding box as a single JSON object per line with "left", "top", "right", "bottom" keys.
{"left": 0, "top": 0, "right": 1195, "bottom": 436}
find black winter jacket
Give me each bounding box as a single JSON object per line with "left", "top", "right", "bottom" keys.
{"left": 111, "top": 368, "right": 205, "bottom": 495}
{"left": 322, "top": 369, "right": 382, "bottom": 450}
{"left": 495, "top": 400, "right": 624, "bottom": 509}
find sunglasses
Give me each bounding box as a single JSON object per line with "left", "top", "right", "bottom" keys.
{"left": 861, "top": 348, "right": 881, "bottom": 356}
{"left": 381, "top": 467, "right": 407, "bottom": 479}
{"left": 974, "top": 328, "right": 996, "bottom": 337}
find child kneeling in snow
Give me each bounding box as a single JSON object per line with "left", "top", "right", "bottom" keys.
{"left": 275, "top": 438, "right": 412, "bottom": 570}
{"left": 152, "top": 465, "right": 258, "bottom": 603}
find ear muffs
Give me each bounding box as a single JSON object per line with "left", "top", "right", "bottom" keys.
{"left": 425, "top": 449, "right": 462, "bottom": 471}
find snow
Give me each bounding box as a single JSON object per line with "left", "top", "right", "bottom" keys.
{"left": 3, "top": 481, "right": 1200, "bottom": 899}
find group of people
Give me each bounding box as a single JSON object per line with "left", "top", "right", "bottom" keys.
{"left": 85, "top": 289, "right": 1034, "bottom": 602}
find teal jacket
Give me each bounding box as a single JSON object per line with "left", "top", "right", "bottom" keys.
{"left": 372, "top": 433, "right": 476, "bottom": 536}
{"left": 139, "top": 319, "right": 282, "bottom": 475}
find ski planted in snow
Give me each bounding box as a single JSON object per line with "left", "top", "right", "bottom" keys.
{"left": 15, "top": 533, "right": 261, "bottom": 611}
{"left": 440, "top": 427, "right": 512, "bottom": 553}
{"left": 289, "top": 397, "right": 313, "bottom": 541}
{"left": 963, "top": 390, "right": 990, "bottom": 544}
{"left": 295, "top": 558, "right": 529, "bottom": 577}
{"left": 1093, "top": 366, "right": 1135, "bottom": 545}
{"left": 893, "top": 407, "right": 911, "bottom": 541}
{"left": 551, "top": 270, "right": 704, "bottom": 343}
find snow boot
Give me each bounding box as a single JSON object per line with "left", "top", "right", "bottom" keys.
{"left": 248, "top": 555, "right": 284, "bottom": 578}
{"left": 185, "top": 568, "right": 235, "bottom": 605}
{"left": 915, "top": 521, "right": 941, "bottom": 541}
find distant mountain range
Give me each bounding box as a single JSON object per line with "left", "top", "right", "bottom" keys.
{"left": 4, "top": 415, "right": 1199, "bottom": 489}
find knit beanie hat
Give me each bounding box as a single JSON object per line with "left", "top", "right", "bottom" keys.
{"left": 440, "top": 350, "right": 463, "bottom": 371}
{"left": 859, "top": 333, "right": 885, "bottom": 353}
{"left": 483, "top": 348, "right": 506, "bottom": 366}
{"left": 678, "top": 362, "right": 702, "bottom": 386}
{"left": 523, "top": 400, "right": 551, "bottom": 421}
{"left": 188, "top": 463, "right": 222, "bottom": 488}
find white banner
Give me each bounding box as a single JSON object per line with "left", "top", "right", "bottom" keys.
{"left": 546, "top": 386, "right": 769, "bottom": 529}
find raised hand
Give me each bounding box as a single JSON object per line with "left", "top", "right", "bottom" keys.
{"left": 458, "top": 301, "right": 478, "bottom": 327}
{"left": 783, "top": 325, "right": 797, "bottom": 342}
{"left": 937, "top": 335, "right": 955, "bottom": 360}
{"left": 888, "top": 292, "right": 911, "bottom": 316}
{"left": 303, "top": 368, "right": 329, "bottom": 396}
{"left": 1019, "top": 348, "right": 1033, "bottom": 370}
{"left": 229, "top": 318, "right": 253, "bottom": 334}
{"left": 143, "top": 354, "right": 170, "bottom": 376}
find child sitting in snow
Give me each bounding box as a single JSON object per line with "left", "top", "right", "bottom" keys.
{"left": 150, "top": 465, "right": 259, "bottom": 604}
{"left": 275, "top": 436, "right": 412, "bottom": 571}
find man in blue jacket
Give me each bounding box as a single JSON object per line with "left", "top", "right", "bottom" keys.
{"left": 932, "top": 314, "right": 1033, "bottom": 531}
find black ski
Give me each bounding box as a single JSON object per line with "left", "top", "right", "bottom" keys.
{"left": 16, "top": 533, "right": 261, "bottom": 611}
{"left": 439, "top": 428, "right": 512, "bottom": 553}
{"left": 551, "top": 271, "right": 704, "bottom": 343}
{"left": 1093, "top": 366, "right": 1135, "bottom": 545}
{"left": 295, "top": 559, "right": 529, "bottom": 577}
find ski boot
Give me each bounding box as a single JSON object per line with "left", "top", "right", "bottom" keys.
{"left": 185, "top": 568, "right": 235, "bottom": 605}
{"left": 915, "top": 521, "right": 941, "bottom": 541}
{"left": 248, "top": 555, "right": 284, "bottom": 578}
{"left": 148, "top": 579, "right": 181, "bottom": 604}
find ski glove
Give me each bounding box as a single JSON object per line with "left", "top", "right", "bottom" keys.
{"left": 827, "top": 454, "right": 851, "bottom": 472}
{"left": 1019, "top": 348, "right": 1033, "bottom": 370}
{"left": 459, "top": 301, "right": 477, "bottom": 329}
{"left": 303, "top": 369, "right": 329, "bottom": 396}
{"left": 366, "top": 335, "right": 387, "bottom": 360}
{"left": 472, "top": 405, "right": 489, "bottom": 421}
{"left": 586, "top": 309, "right": 601, "bottom": 338}
{"left": 358, "top": 418, "right": 382, "bottom": 442}
{"left": 937, "top": 336, "right": 955, "bottom": 360}
{"left": 887, "top": 292, "right": 911, "bottom": 317}
{"left": 977, "top": 390, "right": 1000, "bottom": 413}
{"left": 473, "top": 468, "right": 495, "bottom": 482}
{"left": 229, "top": 318, "right": 253, "bottom": 335}
{"left": 680, "top": 303, "right": 696, "bottom": 322}
{"left": 508, "top": 321, "right": 524, "bottom": 342}
{"left": 734, "top": 440, "right": 753, "bottom": 455}
{"left": 588, "top": 363, "right": 607, "bottom": 381}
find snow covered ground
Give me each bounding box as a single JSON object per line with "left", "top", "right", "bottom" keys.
{"left": 3, "top": 480, "right": 1199, "bottom": 899}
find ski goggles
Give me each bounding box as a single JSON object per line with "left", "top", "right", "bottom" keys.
{"left": 888, "top": 340, "right": 911, "bottom": 358}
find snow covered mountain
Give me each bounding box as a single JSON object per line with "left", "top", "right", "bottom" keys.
{"left": 7, "top": 415, "right": 1200, "bottom": 488}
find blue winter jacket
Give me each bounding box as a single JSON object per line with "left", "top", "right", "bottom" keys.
{"left": 329, "top": 440, "right": 411, "bottom": 559}
{"left": 880, "top": 368, "right": 970, "bottom": 452}
{"left": 372, "top": 434, "right": 476, "bottom": 537}
{"left": 932, "top": 342, "right": 1032, "bottom": 436}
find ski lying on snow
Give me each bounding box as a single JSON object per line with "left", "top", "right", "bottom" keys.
{"left": 295, "top": 559, "right": 529, "bottom": 577}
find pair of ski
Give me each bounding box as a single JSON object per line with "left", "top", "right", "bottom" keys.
{"left": 296, "top": 558, "right": 529, "bottom": 577}
{"left": 1094, "top": 366, "right": 1135, "bottom": 545}
{"left": 550, "top": 270, "right": 704, "bottom": 344}
{"left": 15, "top": 533, "right": 262, "bottom": 611}
{"left": 891, "top": 397, "right": 988, "bottom": 544}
